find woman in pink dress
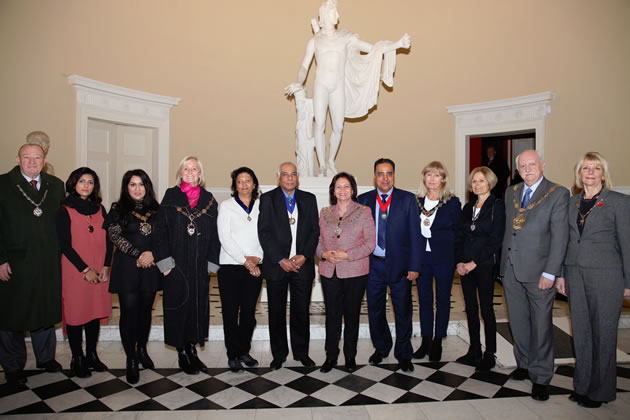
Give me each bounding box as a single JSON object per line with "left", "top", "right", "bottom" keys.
{"left": 56, "top": 167, "right": 112, "bottom": 378}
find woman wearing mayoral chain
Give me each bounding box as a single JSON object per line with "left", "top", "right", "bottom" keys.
{"left": 105, "top": 169, "right": 161, "bottom": 384}
{"left": 154, "top": 156, "right": 220, "bottom": 375}
{"left": 556, "top": 152, "right": 630, "bottom": 408}
{"left": 413, "top": 161, "right": 461, "bottom": 362}
{"left": 217, "top": 167, "right": 264, "bottom": 372}
{"left": 56, "top": 167, "right": 112, "bottom": 378}
{"left": 316, "top": 172, "right": 375, "bottom": 373}
{"left": 454, "top": 167, "right": 505, "bottom": 371}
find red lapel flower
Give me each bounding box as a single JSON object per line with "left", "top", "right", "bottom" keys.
{"left": 598, "top": 201, "right": 604, "bottom": 207}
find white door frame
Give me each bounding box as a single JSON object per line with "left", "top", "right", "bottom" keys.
{"left": 68, "top": 75, "right": 180, "bottom": 200}
{"left": 446, "top": 92, "right": 554, "bottom": 200}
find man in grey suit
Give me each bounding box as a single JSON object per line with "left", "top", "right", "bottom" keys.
{"left": 500, "top": 149, "right": 569, "bottom": 401}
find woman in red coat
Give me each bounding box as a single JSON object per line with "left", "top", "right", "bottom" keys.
{"left": 317, "top": 172, "right": 375, "bottom": 372}
{"left": 57, "top": 167, "right": 112, "bottom": 378}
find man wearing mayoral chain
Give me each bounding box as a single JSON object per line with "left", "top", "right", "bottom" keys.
{"left": 0, "top": 143, "right": 65, "bottom": 385}
{"left": 500, "top": 149, "right": 569, "bottom": 401}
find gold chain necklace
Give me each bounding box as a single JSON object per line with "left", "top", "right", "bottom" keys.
{"left": 16, "top": 184, "right": 48, "bottom": 217}
{"left": 511, "top": 184, "right": 559, "bottom": 230}
{"left": 576, "top": 192, "right": 602, "bottom": 227}
{"left": 176, "top": 199, "right": 213, "bottom": 236}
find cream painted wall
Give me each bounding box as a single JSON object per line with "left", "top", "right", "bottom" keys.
{"left": 1, "top": 0, "right": 629, "bottom": 194}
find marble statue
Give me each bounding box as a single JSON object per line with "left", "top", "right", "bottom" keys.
{"left": 286, "top": 0, "right": 411, "bottom": 176}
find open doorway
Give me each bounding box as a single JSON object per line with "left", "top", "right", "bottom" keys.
{"left": 469, "top": 130, "right": 535, "bottom": 200}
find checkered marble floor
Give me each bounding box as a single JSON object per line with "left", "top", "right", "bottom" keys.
{"left": 2, "top": 353, "right": 630, "bottom": 415}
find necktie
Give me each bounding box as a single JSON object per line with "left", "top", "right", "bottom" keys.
{"left": 521, "top": 188, "right": 532, "bottom": 208}
{"left": 288, "top": 196, "right": 293, "bottom": 206}
{"left": 377, "top": 194, "right": 387, "bottom": 249}
{"left": 30, "top": 180, "right": 38, "bottom": 191}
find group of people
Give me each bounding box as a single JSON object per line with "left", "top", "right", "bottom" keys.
{"left": 1, "top": 137, "right": 628, "bottom": 410}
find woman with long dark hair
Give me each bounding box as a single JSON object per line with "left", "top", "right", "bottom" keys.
{"left": 105, "top": 169, "right": 161, "bottom": 384}
{"left": 217, "top": 167, "right": 264, "bottom": 372}
{"left": 56, "top": 167, "right": 112, "bottom": 378}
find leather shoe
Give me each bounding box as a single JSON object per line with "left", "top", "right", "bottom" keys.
{"left": 185, "top": 343, "right": 208, "bottom": 373}
{"left": 4, "top": 370, "right": 27, "bottom": 386}
{"left": 36, "top": 359, "right": 62, "bottom": 372}
{"left": 270, "top": 358, "right": 285, "bottom": 370}
{"left": 345, "top": 358, "right": 357, "bottom": 372}
{"left": 569, "top": 391, "right": 585, "bottom": 403}
{"left": 428, "top": 337, "right": 443, "bottom": 362}
{"left": 475, "top": 352, "right": 496, "bottom": 372}
{"left": 137, "top": 344, "right": 155, "bottom": 369}
{"left": 228, "top": 358, "right": 244, "bottom": 372}
{"left": 578, "top": 396, "right": 603, "bottom": 408}
{"left": 126, "top": 358, "right": 140, "bottom": 384}
{"left": 412, "top": 337, "right": 432, "bottom": 359}
{"left": 456, "top": 348, "right": 482, "bottom": 367}
{"left": 238, "top": 354, "right": 259, "bottom": 367}
{"left": 86, "top": 351, "right": 108, "bottom": 372}
{"left": 71, "top": 355, "right": 91, "bottom": 378}
{"left": 368, "top": 351, "right": 385, "bottom": 365}
{"left": 510, "top": 367, "right": 530, "bottom": 381}
{"left": 531, "top": 383, "right": 549, "bottom": 401}
{"left": 294, "top": 355, "right": 316, "bottom": 367}
{"left": 397, "top": 359, "right": 414, "bottom": 372}
{"left": 320, "top": 358, "right": 337, "bottom": 373}
{"left": 177, "top": 348, "right": 199, "bottom": 375}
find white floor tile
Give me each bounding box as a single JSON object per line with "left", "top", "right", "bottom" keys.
{"left": 99, "top": 387, "right": 150, "bottom": 411}
{"left": 44, "top": 388, "right": 96, "bottom": 412}
{"left": 418, "top": 400, "right": 485, "bottom": 420}
{"left": 312, "top": 405, "right": 369, "bottom": 420}
{"left": 153, "top": 387, "right": 204, "bottom": 410}
{"left": 361, "top": 382, "right": 407, "bottom": 404}
{"left": 310, "top": 384, "right": 357, "bottom": 406}
{"left": 258, "top": 385, "right": 308, "bottom": 407}
{"left": 0, "top": 389, "right": 41, "bottom": 414}
{"left": 365, "top": 403, "right": 428, "bottom": 420}
{"left": 254, "top": 407, "right": 313, "bottom": 420}
{"left": 206, "top": 386, "right": 256, "bottom": 409}
{"left": 467, "top": 397, "right": 540, "bottom": 420}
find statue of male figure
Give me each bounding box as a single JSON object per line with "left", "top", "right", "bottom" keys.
{"left": 287, "top": 0, "right": 411, "bottom": 177}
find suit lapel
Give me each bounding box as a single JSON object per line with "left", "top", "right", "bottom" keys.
{"left": 578, "top": 188, "right": 608, "bottom": 237}
{"left": 568, "top": 194, "right": 580, "bottom": 235}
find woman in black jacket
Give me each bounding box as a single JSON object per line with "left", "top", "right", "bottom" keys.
{"left": 454, "top": 166, "right": 505, "bottom": 371}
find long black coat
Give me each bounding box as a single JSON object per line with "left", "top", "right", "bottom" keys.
{"left": 0, "top": 166, "right": 64, "bottom": 330}
{"left": 155, "top": 187, "right": 220, "bottom": 348}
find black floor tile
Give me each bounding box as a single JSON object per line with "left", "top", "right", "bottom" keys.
{"left": 288, "top": 395, "right": 334, "bottom": 408}
{"left": 470, "top": 370, "right": 510, "bottom": 386}
{"left": 0, "top": 382, "right": 28, "bottom": 398}
{"left": 548, "top": 384, "right": 572, "bottom": 396}
{"left": 425, "top": 371, "right": 467, "bottom": 388}
{"left": 419, "top": 361, "right": 449, "bottom": 370}
{"left": 236, "top": 377, "right": 280, "bottom": 395}
{"left": 493, "top": 387, "right": 531, "bottom": 398}
{"left": 136, "top": 377, "right": 181, "bottom": 398}
{"left": 342, "top": 393, "right": 383, "bottom": 406}
{"left": 64, "top": 400, "right": 113, "bottom": 412}
{"left": 554, "top": 365, "right": 576, "bottom": 378}
{"left": 380, "top": 372, "right": 422, "bottom": 390}
{"left": 121, "top": 398, "right": 171, "bottom": 411}
{"left": 180, "top": 397, "right": 225, "bottom": 410}
{"left": 334, "top": 374, "right": 376, "bottom": 393}
{"left": 187, "top": 377, "right": 232, "bottom": 397}
{"left": 31, "top": 378, "right": 80, "bottom": 400}
{"left": 287, "top": 366, "right": 321, "bottom": 375}
{"left": 285, "top": 375, "right": 329, "bottom": 394}
{"left": 107, "top": 368, "right": 127, "bottom": 378}
{"left": 234, "top": 397, "right": 280, "bottom": 409}
{"left": 394, "top": 392, "right": 437, "bottom": 403}
{"left": 6, "top": 401, "right": 54, "bottom": 415}
{"left": 84, "top": 378, "right": 131, "bottom": 399}
{"left": 444, "top": 389, "right": 487, "bottom": 401}
{"left": 617, "top": 366, "right": 630, "bottom": 379}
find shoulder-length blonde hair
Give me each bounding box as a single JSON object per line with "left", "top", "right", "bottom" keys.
{"left": 175, "top": 155, "right": 206, "bottom": 187}
{"left": 466, "top": 166, "right": 498, "bottom": 192}
{"left": 417, "top": 161, "right": 454, "bottom": 200}
{"left": 574, "top": 151, "right": 612, "bottom": 191}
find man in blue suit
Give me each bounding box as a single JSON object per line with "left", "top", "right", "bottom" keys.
{"left": 357, "top": 158, "right": 422, "bottom": 371}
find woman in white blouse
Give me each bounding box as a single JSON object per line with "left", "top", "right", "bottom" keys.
{"left": 217, "top": 167, "right": 264, "bottom": 372}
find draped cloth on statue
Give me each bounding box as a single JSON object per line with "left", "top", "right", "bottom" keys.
{"left": 344, "top": 39, "right": 397, "bottom": 119}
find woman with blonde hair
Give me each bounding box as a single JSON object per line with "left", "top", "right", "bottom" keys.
{"left": 413, "top": 161, "right": 461, "bottom": 362}
{"left": 557, "top": 152, "right": 630, "bottom": 408}
{"left": 155, "top": 156, "right": 220, "bottom": 375}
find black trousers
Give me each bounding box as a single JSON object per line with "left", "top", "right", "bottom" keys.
{"left": 461, "top": 264, "right": 496, "bottom": 353}
{"left": 266, "top": 270, "right": 313, "bottom": 360}
{"left": 66, "top": 318, "right": 101, "bottom": 358}
{"left": 0, "top": 326, "right": 56, "bottom": 372}
{"left": 218, "top": 265, "right": 263, "bottom": 359}
{"left": 321, "top": 272, "right": 367, "bottom": 360}
{"left": 118, "top": 291, "right": 156, "bottom": 358}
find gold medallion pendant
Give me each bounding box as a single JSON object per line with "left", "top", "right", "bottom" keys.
{"left": 187, "top": 223, "right": 196, "bottom": 236}
{"left": 512, "top": 214, "right": 525, "bottom": 230}
{"left": 33, "top": 207, "right": 43, "bottom": 217}
{"left": 139, "top": 222, "right": 152, "bottom": 236}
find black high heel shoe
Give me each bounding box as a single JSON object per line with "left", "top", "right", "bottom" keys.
{"left": 413, "top": 336, "right": 432, "bottom": 359}
{"left": 177, "top": 347, "right": 199, "bottom": 375}
{"left": 137, "top": 343, "right": 155, "bottom": 369}
{"left": 185, "top": 342, "right": 208, "bottom": 373}
{"left": 126, "top": 358, "right": 140, "bottom": 384}
{"left": 429, "top": 337, "right": 443, "bottom": 362}
{"left": 71, "top": 355, "right": 91, "bottom": 378}
{"left": 86, "top": 351, "right": 108, "bottom": 372}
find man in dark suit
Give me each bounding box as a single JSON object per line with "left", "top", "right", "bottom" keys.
{"left": 357, "top": 158, "right": 422, "bottom": 372}
{"left": 485, "top": 146, "right": 510, "bottom": 198}
{"left": 500, "top": 149, "right": 569, "bottom": 401}
{"left": 258, "top": 162, "right": 320, "bottom": 369}
{"left": 0, "top": 143, "right": 65, "bottom": 386}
